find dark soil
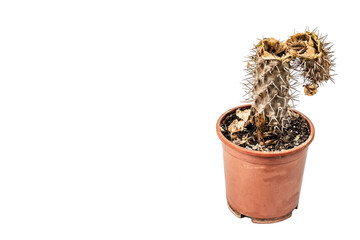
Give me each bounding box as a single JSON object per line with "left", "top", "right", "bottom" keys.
{"left": 220, "top": 107, "right": 310, "bottom": 152}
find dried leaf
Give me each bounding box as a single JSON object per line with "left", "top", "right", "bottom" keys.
{"left": 228, "top": 109, "right": 251, "bottom": 134}
{"left": 236, "top": 109, "right": 250, "bottom": 121}
{"left": 228, "top": 119, "right": 244, "bottom": 134}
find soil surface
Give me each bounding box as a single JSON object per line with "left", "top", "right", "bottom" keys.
{"left": 220, "top": 107, "right": 310, "bottom": 152}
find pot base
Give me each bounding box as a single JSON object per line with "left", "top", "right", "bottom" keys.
{"left": 227, "top": 202, "right": 294, "bottom": 224}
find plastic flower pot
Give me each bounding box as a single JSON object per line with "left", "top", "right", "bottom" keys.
{"left": 216, "top": 104, "right": 315, "bottom": 223}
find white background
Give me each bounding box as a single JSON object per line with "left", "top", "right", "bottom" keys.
{"left": 0, "top": 0, "right": 358, "bottom": 239}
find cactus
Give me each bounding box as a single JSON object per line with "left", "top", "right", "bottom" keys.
{"left": 241, "top": 29, "right": 335, "bottom": 145}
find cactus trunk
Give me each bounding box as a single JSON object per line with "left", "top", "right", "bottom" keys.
{"left": 248, "top": 38, "right": 292, "bottom": 143}
{"left": 253, "top": 58, "right": 291, "bottom": 141}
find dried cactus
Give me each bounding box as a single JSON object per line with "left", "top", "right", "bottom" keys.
{"left": 286, "top": 31, "right": 335, "bottom": 96}
{"left": 241, "top": 29, "right": 335, "bottom": 145}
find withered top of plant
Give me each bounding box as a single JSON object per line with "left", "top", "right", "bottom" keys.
{"left": 253, "top": 31, "right": 334, "bottom": 96}
{"left": 286, "top": 32, "right": 323, "bottom": 60}
{"left": 256, "top": 38, "right": 288, "bottom": 61}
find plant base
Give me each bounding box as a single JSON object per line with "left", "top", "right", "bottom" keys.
{"left": 227, "top": 201, "right": 295, "bottom": 224}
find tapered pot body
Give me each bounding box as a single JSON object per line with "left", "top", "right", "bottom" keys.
{"left": 216, "top": 105, "right": 315, "bottom": 223}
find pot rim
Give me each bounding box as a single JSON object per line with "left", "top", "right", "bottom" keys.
{"left": 216, "top": 104, "right": 315, "bottom": 157}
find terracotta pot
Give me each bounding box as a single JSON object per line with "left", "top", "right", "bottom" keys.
{"left": 216, "top": 105, "right": 315, "bottom": 224}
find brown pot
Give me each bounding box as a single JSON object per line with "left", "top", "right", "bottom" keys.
{"left": 216, "top": 105, "right": 315, "bottom": 224}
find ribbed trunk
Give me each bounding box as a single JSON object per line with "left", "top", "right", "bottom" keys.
{"left": 252, "top": 58, "right": 290, "bottom": 142}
